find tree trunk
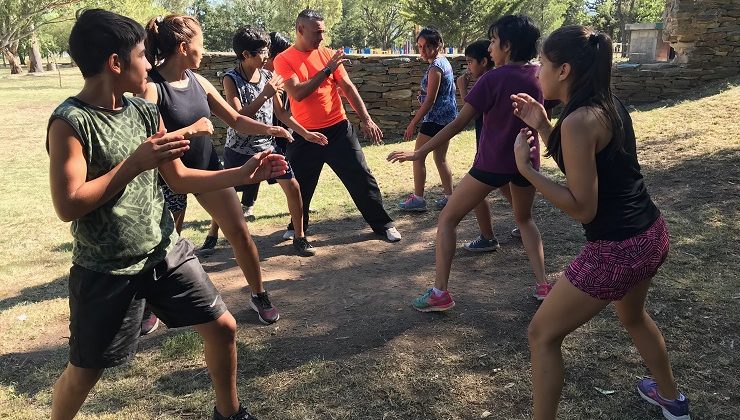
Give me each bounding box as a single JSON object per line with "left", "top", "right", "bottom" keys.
{"left": 2, "top": 46, "right": 23, "bottom": 74}
{"left": 28, "top": 25, "right": 44, "bottom": 73}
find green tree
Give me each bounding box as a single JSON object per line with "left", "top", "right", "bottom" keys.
{"left": 1, "top": 0, "right": 81, "bottom": 73}
{"left": 402, "top": 0, "right": 524, "bottom": 50}
{"left": 520, "top": 0, "right": 570, "bottom": 34}
{"left": 360, "top": 0, "right": 412, "bottom": 50}
{"left": 330, "top": 0, "right": 367, "bottom": 49}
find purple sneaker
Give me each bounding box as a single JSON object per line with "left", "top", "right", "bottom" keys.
{"left": 250, "top": 291, "right": 280, "bottom": 324}
{"left": 637, "top": 378, "right": 690, "bottom": 420}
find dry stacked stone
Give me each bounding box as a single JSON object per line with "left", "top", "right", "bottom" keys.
{"left": 613, "top": 0, "right": 739, "bottom": 104}
{"left": 197, "top": 53, "right": 466, "bottom": 148}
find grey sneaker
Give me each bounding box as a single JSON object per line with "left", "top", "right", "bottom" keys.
{"left": 511, "top": 228, "right": 521, "bottom": 238}
{"left": 282, "top": 229, "right": 295, "bottom": 240}
{"left": 463, "top": 235, "right": 500, "bottom": 252}
{"left": 385, "top": 227, "right": 402, "bottom": 242}
{"left": 213, "top": 404, "right": 259, "bottom": 420}
{"left": 293, "top": 236, "right": 316, "bottom": 256}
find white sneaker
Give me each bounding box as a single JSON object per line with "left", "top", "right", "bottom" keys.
{"left": 385, "top": 227, "right": 402, "bottom": 242}
{"left": 282, "top": 229, "right": 295, "bottom": 240}
{"left": 242, "top": 205, "right": 256, "bottom": 222}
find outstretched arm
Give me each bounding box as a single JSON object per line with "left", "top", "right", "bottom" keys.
{"left": 387, "top": 103, "right": 479, "bottom": 163}
{"left": 48, "top": 119, "right": 189, "bottom": 222}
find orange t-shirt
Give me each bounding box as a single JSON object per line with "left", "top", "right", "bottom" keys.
{"left": 273, "top": 46, "right": 348, "bottom": 130}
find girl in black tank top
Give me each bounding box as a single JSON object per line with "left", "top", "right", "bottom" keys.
{"left": 510, "top": 26, "right": 690, "bottom": 420}
{"left": 142, "top": 15, "right": 294, "bottom": 339}
{"left": 149, "top": 68, "right": 220, "bottom": 171}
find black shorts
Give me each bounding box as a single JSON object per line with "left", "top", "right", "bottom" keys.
{"left": 468, "top": 167, "right": 532, "bottom": 188}
{"left": 67, "top": 239, "right": 227, "bottom": 369}
{"left": 223, "top": 147, "right": 293, "bottom": 191}
{"left": 419, "top": 121, "right": 446, "bottom": 137}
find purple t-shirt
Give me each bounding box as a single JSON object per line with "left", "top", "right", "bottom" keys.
{"left": 465, "top": 64, "right": 544, "bottom": 174}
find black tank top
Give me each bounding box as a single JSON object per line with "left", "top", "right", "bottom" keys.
{"left": 149, "top": 69, "right": 215, "bottom": 169}
{"left": 557, "top": 96, "right": 660, "bottom": 241}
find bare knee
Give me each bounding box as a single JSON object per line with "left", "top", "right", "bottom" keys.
{"left": 204, "top": 312, "right": 237, "bottom": 345}
{"left": 527, "top": 318, "right": 565, "bottom": 351}
{"left": 618, "top": 308, "right": 649, "bottom": 330}
{"left": 59, "top": 364, "right": 104, "bottom": 389}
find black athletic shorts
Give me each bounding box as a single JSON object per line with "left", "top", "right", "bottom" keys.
{"left": 67, "top": 239, "right": 227, "bottom": 369}
{"left": 468, "top": 167, "right": 532, "bottom": 188}
{"left": 419, "top": 121, "right": 446, "bottom": 137}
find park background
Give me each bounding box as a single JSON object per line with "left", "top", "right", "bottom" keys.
{"left": 1, "top": 0, "right": 739, "bottom": 419}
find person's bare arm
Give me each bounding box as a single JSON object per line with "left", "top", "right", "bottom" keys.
{"left": 223, "top": 73, "right": 284, "bottom": 117}
{"left": 281, "top": 49, "right": 348, "bottom": 102}
{"left": 335, "top": 73, "right": 383, "bottom": 144}
{"left": 514, "top": 111, "right": 600, "bottom": 224}
{"left": 48, "top": 119, "right": 189, "bottom": 222}
{"left": 273, "top": 94, "right": 328, "bottom": 145}
{"left": 193, "top": 73, "right": 292, "bottom": 140}
{"left": 405, "top": 67, "right": 442, "bottom": 140}
{"left": 387, "top": 103, "right": 479, "bottom": 163}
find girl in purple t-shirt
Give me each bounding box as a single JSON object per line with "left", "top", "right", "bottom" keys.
{"left": 388, "top": 15, "right": 549, "bottom": 311}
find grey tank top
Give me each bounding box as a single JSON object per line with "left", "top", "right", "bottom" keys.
{"left": 150, "top": 69, "right": 216, "bottom": 169}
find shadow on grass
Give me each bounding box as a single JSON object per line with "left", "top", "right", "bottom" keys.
{"left": 0, "top": 274, "right": 68, "bottom": 311}
{"left": 0, "top": 149, "right": 738, "bottom": 418}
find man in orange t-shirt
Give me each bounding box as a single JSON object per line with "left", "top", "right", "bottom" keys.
{"left": 273, "top": 8, "right": 401, "bottom": 242}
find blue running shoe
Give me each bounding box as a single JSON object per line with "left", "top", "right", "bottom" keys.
{"left": 463, "top": 235, "right": 500, "bottom": 252}
{"left": 637, "top": 378, "right": 690, "bottom": 420}
{"left": 434, "top": 196, "right": 448, "bottom": 210}
{"left": 399, "top": 194, "right": 427, "bottom": 212}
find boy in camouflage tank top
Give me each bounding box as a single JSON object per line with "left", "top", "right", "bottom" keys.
{"left": 47, "top": 10, "right": 284, "bottom": 420}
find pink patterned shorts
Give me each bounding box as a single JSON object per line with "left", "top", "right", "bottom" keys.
{"left": 565, "top": 216, "right": 669, "bottom": 301}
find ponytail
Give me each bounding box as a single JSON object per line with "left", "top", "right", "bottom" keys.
{"left": 542, "top": 26, "right": 624, "bottom": 165}
{"left": 144, "top": 14, "right": 200, "bottom": 66}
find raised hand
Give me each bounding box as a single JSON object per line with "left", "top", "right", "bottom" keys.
{"left": 326, "top": 49, "right": 350, "bottom": 72}
{"left": 360, "top": 118, "right": 384, "bottom": 145}
{"left": 514, "top": 128, "right": 536, "bottom": 170}
{"left": 511, "top": 93, "right": 549, "bottom": 132}
{"left": 267, "top": 126, "right": 294, "bottom": 142}
{"left": 132, "top": 130, "right": 189, "bottom": 172}
{"left": 263, "top": 74, "right": 285, "bottom": 98}
{"left": 387, "top": 150, "right": 417, "bottom": 163}
{"left": 303, "top": 131, "right": 329, "bottom": 146}
{"left": 241, "top": 150, "right": 289, "bottom": 183}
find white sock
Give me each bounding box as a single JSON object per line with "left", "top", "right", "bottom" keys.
{"left": 431, "top": 287, "right": 445, "bottom": 296}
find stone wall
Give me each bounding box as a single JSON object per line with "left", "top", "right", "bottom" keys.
{"left": 613, "top": 0, "right": 739, "bottom": 104}
{"left": 197, "top": 53, "right": 466, "bottom": 146}
{"left": 197, "top": 0, "right": 738, "bottom": 144}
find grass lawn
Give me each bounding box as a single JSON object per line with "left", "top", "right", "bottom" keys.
{"left": 0, "top": 66, "right": 738, "bottom": 419}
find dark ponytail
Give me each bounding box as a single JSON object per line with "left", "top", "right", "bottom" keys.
{"left": 542, "top": 26, "right": 623, "bottom": 164}
{"left": 144, "top": 14, "right": 200, "bottom": 65}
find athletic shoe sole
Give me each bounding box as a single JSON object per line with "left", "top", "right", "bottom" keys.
{"left": 637, "top": 387, "right": 691, "bottom": 420}
{"left": 463, "top": 244, "right": 500, "bottom": 252}
{"left": 412, "top": 301, "right": 455, "bottom": 312}
{"left": 249, "top": 300, "right": 280, "bottom": 325}
{"left": 141, "top": 318, "right": 160, "bottom": 336}
{"left": 399, "top": 207, "right": 427, "bottom": 212}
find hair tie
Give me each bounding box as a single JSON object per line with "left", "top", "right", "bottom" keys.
{"left": 155, "top": 15, "right": 164, "bottom": 24}
{"left": 588, "top": 33, "right": 599, "bottom": 47}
